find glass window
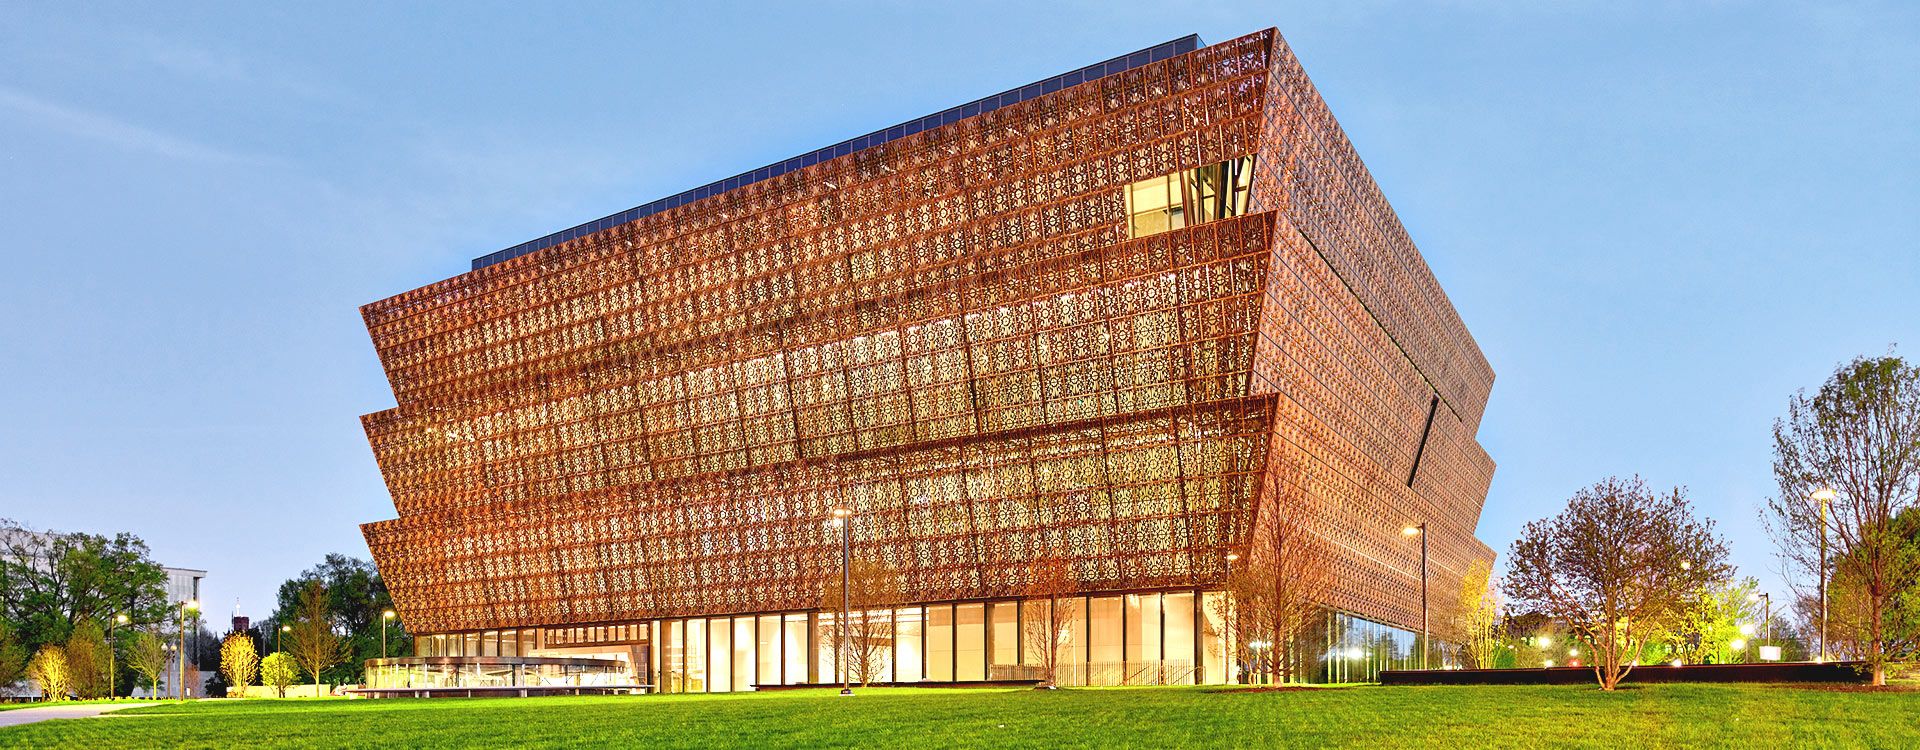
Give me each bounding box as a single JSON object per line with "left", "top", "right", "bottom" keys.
{"left": 1201, "top": 591, "right": 1229, "bottom": 684}
{"left": 1089, "top": 597, "right": 1122, "bottom": 686}
{"left": 733, "top": 618, "right": 754, "bottom": 691}
{"left": 956, "top": 603, "right": 986, "bottom": 681}
{"left": 1128, "top": 593, "right": 1162, "bottom": 685}
{"left": 989, "top": 602, "right": 1018, "bottom": 678}
{"left": 685, "top": 618, "right": 707, "bottom": 693}
{"left": 1123, "top": 157, "right": 1256, "bottom": 239}
{"left": 783, "top": 614, "right": 808, "bottom": 685}
{"left": 665, "top": 620, "right": 686, "bottom": 693}
{"left": 709, "top": 618, "right": 732, "bottom": 692}
{"left": 927, "top": 605, "right": 954, "bottom": 681}
{"left": 895, "top": 607, "right": 924, "bottom": 683}
{"left": 1163, "top": 592, "right": 1195, "bottom": 685}
{"left": 501, "top": 629, "right": 518, "bottom": 657}
{"left": 1060, "top": 597, "right": 1086, "bottom": 687}
{"left": 817, "top": 612, "right": 838, "bottom": 685}
{"left": 757, "top": 615, "right": 780, "bottom": 687}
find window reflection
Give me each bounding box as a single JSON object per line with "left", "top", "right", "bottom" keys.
{"left": 1124, "top": 157, "right": 1256, "bottom": 239}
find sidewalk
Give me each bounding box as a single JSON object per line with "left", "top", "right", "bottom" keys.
{"left": 0, "top": 702, "right": 154, "bottom": 728}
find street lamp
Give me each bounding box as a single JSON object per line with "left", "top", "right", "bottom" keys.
{"left": 1403, "top": 523, "right": 1428, "bottom": 669}
{"left": 279, "top": 624, "right": 291, "bottom": 653}
{"left": 382, "top": 610, "right": 396, "bottom": 659}
{"left": 1750, "top": 592, "right": 1772, "bottom": 650}
{"left": 1810, "top": 486, "right": 1835, "bottom": 662}
{"left": 178, "top": 599, "right": 199, "bottom": 701}
{"left": 108, "top": 612, "right": 129, "bottom": 698}
{"left": 830, "top": 505, "right": 853, "bottom": 697}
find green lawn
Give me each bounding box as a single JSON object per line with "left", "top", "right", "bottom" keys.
{"left": 2, "top": 684, "right": 1916, "bottom": 748}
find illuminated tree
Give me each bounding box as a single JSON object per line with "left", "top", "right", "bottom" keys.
{"left": 1452, "top": 559, "right": 1504, "bottom": 669}
{"left": 819, "top": 559, "right": 904, "bottom": 686}
{"left": 1021, "top": 554, "right": 1078, "bottom": 687}
{"left": 220, "top": 633, "right": 259, "bottom": 698}
{"left": 27, "top": 644, "right": 70, "bottom": 701}
{"left": 260, "top": 652, "right": 299, "bottom": 698}
{"left": 125, "top": 629, "right": 167, "bottom": 698}
{"left": 1505, "top": 476, "right": 1731, "bottom": 690}
{"left": 62, "top": 619, "right": 109, "bottom": 699}
{"left": 1215, "top": 498, "right": 1336, "bottom": 683}
{"left": 287, "top": 580, "right": 346, "bottom": 695}
{"left": 1768, "top": 355, "right": 1920, "bottom": 685}
{"left": 1669, "top": 577, "right": 1764, "bottom": 664}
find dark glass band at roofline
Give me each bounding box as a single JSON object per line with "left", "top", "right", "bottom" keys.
{"left": 471, "top": 34, "right": 1204, "bottom": 271}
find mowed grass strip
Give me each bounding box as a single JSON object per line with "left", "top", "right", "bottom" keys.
{"left": 2, "top": 684, "right": 1916, "bottom": 748}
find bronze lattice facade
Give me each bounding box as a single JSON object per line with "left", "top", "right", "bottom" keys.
{"left": 358, "top": 28, "right": 1495, "bottom": 687}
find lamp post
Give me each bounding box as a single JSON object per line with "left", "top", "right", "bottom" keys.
{"left": 109, "top": 612, "right": 128, "bottom": 698}
{"left": 382, "top": 610, "right": 396, "bottom": 659}
{"left": 831, "top": 505, "right": 853, "bottom": 697}
{"left": 1810, "top": 487, "right": 1834, "bottom": 662}
{"left": 1403, "top": 523, "right": 1428, "bottom": 669}
{"left": 178, "top": 599, "right": 199, "bottom": 700}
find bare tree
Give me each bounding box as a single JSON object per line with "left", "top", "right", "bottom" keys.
{"left": 819, "top": 559, "right": 905, "bottom": 686}
{"left": 1214, "top": 502, "right": 1337, "bottom": 684}
{"left": 287, "top": 580, "right": 346, "bottom": 695}
{"left": 1021, "top": 554, "right": 1078, "bottom": 687}
{"left": 1505, "top": 476, "right": 1731, "bottom": 690}
{"left": 1767, "top": 355, "right": 1920, "bottom": 685}
{"left": 125, "top": 629, "right": 167, "bottom": 698}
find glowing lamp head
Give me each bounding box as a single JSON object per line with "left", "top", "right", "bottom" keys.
{"left": 1568, "top": 648, "right": 1579, "bottom": 657}
{"left": 1811, "top": 487, "right": 1836, "bottom": 502}
{"left": 383, "top": 610, "right": 396, "bottom": 620}
{"left": 1402, "top": 525, "right": 1423, "bottom": 537}
{"left": 281, "top": 625, "right": 291, "bottom": 632}
{"left": 1730, "top": 639, "right": 1747, "bottom": 651}
{"left": 184, "top": 599, "right": 199, "bottom": 611}
{"left": 1670, "top": 659, "right": 1684, "bottom": 668}
{"left": 1536, "top": 637, "right": 1552, "bottom": 649}
{"left": 116, "top": 613, "right": 129, "bottom": 624}
{"left": 830, "top": 506, "right": 852, "bottom": 520}
{"left": 1224, "top": 551, "right": 1241, "bottom": 563}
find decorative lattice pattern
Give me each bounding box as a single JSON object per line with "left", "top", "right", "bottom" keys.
{"left": 359, "top": 28, "right": 1498, "bottom": 640}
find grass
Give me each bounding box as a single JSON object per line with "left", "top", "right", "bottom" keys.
{"left": 0, "top": 698, "right": 155, "bottom": 712}
{"left": 2, "top": 683, "right": 1917, "bottom": 748}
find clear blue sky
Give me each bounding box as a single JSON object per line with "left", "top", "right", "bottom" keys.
{"left": 2, "top": 2, "right": 1914, "bottom": 622}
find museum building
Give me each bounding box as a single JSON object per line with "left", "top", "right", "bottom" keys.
{"left": 356, "top": 27, "right": 1497, "bottom": 693}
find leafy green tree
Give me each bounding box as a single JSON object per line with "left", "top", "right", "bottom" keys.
{"left": 63, "top": 619, "right": 110, "bottom": 699}
{"left": 0, "top": 621, "right": 27, "bottom": 693}
{"left": 1769, "top": 354, "right": 1920, "bottom": 685}
{"left": 0, "top": 519, "right": 170, "bottom": 650}
{"left": 269, "top": 554, "right": 408, "bottom": 683}
{"left": 1452, "top": 559, "right": 1503, "bottom": 669}
{"left": 287, "top": 580, "right": 346, "bottom": 694}
{"left": 260, "top": 651, "right": 299, "bottom": 698}
{"left": 1668, "top": 578, "right": 1764, "bottom": 664}
{"left": 125, "top": 629, "right": 168, "bottom": 698}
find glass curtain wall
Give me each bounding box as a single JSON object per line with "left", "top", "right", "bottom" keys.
{"left": 630, "top": 591, "right": 1427, "bottom": 692}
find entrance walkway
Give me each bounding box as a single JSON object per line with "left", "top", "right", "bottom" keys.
{"left": 0, "top": 702, "right": 154, "bottom": 728}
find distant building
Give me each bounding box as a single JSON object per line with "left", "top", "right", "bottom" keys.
{"left": 358, "top": 27, "right": 1496, "bottom": 692}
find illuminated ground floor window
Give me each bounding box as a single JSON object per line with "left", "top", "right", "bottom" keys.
{"left": 415, "top": 592, "right": 1435, "bottom": 692}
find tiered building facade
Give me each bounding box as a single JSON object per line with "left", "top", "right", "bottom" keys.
{"left": 358, "top": 28, "right": 1495, "bottom": 690}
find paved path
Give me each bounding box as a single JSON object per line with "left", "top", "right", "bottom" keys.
{"left": 0, "top": 703, "right": 154, "bottom": 728}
